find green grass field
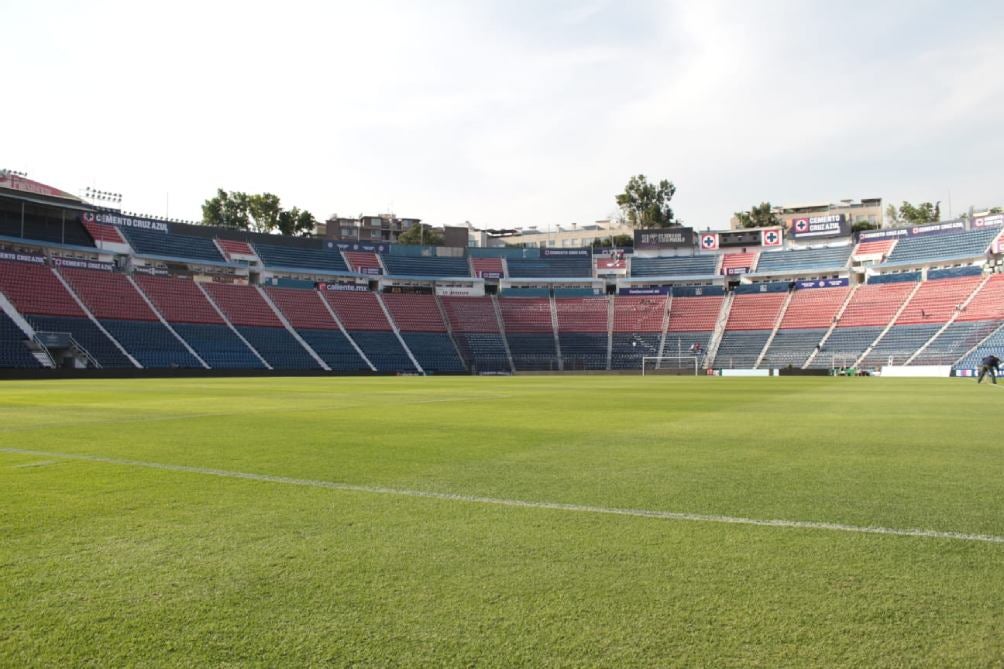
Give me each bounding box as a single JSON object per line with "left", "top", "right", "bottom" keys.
{"left": 2, "top": 376, "right": 1003, "bottom": 666}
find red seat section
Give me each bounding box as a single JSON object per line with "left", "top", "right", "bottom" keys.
{"left": 471, "top": 257, "right": 504, "bottom": 278}
{"left": 838, "top": 283, "right": 914, "bottom": 327}
{"left": 896, "top": 277, "right": 981, "bottom": 325}
{"left": 217, "top": 239, "right": 257, "bottom": 260}
{"left": 613, "top": 295, "right": 667, "bottom": 333}
{"left": 82, "top": 220, "right": 126, "bottom": 244}
{"left": 667, "top": 296, "right": 723, "bottom": 332}
{"left": 442, "top": 297, "right": 502, "bottom": 333}
{"left": 343, "top": 251, "right": 383, "bottom": 275}
{"left": 134, "top": 275, "right": 224, "bottom": 324}
{"left": 266, "top": 287, "right": 338, "bottom": 330}
{"left": 958, "top": 274, "right": 1004, "bottom": 322}
{"left": 381, "top": 293, "right": 447, "bottom": 332}
{"left": 323, "top": 291, "right": 392, "bottom": 330}
{"left": 725, "top": 293, "right": 786, "bottom": 330}
{"left": 0, "top": 260, "right": 83, "bottom": 316}
{"left": 61, "top": 267, "right": 157, "bottom": 321}
{"left": 499, "top": 297, "right": 553, "bottom": 333}
{"left": 556, "top": 297, "right": 609, "bottom": 333}
{"left": 204, "top": 282, "right": 282, "bottom": 327}
{"left": 721, "top": 252, "right": 758, "bottom": 275}
{"left": 780, "top": 286, "right": 848, "bottom": 329}
{"left": 854, "top": 240, "right": 896, "bottom": 258}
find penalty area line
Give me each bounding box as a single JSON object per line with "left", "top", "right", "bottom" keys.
{"left": 2, "top": 446, "right": 1003, "bottom": 545}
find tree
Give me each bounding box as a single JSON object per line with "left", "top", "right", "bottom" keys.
{"left": 615, "top": 175, "right": 679, "bottom": 228}
{"left": 734, "top": 202, "right": 780, "bottom": 229}
{"left": 887, "top": 201, "right": 940, "bottom": 227}
{"left": 397, "top": 223, "right": 444, "bottom": 246}
{"left": 201, "top": 189, "right": 316, "bottom": 237}
{"left": 851, "top": 221, "right": 879, "bottom": 233}
{"left": 591, "top": 234, "right": 634, "bottom": 248}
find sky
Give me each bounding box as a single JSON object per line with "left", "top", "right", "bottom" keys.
{"left": 3, "top": 0, "right": 1004, "bottom": 231}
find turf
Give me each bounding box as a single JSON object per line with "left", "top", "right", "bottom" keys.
{"left": 1, "top": 376, "right": 1003, "bottom": 666}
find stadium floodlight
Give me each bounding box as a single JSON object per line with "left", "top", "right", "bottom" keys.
{"left": 85, "top": 186, "right": 123, "bottom": 204}
{"left": 1, "top": 169, "right": 28, "bottom": 178}
{"left": 642, "top": 356, "right": 700, "bottom": 376}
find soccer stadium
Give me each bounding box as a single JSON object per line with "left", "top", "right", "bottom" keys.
{"left": 4, "top": 3, "right": 1004, "bottom": 667}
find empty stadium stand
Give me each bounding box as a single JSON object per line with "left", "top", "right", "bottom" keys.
{"left": 753, "top": 246, "right": 851, "bottom": 275}
{"left": 498, "top": 297, "right": 558, "bottom": 370}
{"left": 441, "top": 297, "right": 511, "bottom": 372}
{"left": 716, "top": 293, "right": 786, "bottom": 368}
{"left": 556, "top": 297, "right": 609, "bottom": 370}
{"left": 631, "top": 255, "right": 717, "bottom": 277}
{"left": 266, "top": 287, "right": 370, "bottom": 371}
{"left": 381, "top": 255, "right": 470, "bottom": 278}
{"left": 82, "top": 219, "right": 127, "bottom": 245}
{"left": 759, "top": 286, "right": 848, "bottom": 368}
{"left": 0, "top": 311, "right": 41, "bottom": 367}
{"left": 883, "top": 227, "right": 1000, "bottom": 266}
{"left": 611, "top": 295, "right": 666, "bottom": 369}
{"left": 507, "top": 256, "right": 592, "bottom": 279}
{"left": 322, "top": 291, "right": 416, "bottom": 372}
{"left": 343, "top": 251, "right": 383, "bottom": 275}
{"left": 381, "top": 293, "right": 464, "bottom": 372}
{"left": 121, "top": 227, "right": 225, "bottom": 264}
{"left": 720, "top": 252, "right": 758, "bottom": 275}
{"left": 471, "top": 257, "right": 505, "bottom": 278}
{"left": 255, "top": 243, "right": 348, "bottom": 273}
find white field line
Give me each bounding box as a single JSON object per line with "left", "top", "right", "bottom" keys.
{"left": 2, "top": 447, "right": 1003, "bottom": 545}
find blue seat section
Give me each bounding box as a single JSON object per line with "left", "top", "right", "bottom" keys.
{"left": 760, "top": 328, "right": 826, "bottom": 369}
{"left": 347, "top": 331, "right": 416, "bottom": 372}
{"left": 884, "top": 227, "right": 999, "bottom": 266}
{"left": 715, "top": 330, "right": 770, "bottom": 368}
{"left": 502, "top": 288, "right": 550, "bottom": 297}
{"left": 956, "top": 326, "right": 1004, "bottom": 370}
{"left": 868, "top": 272, "right": 920, "bottom": 285}
{"left": 507, "top": 257, "right": 592, "bottom": 278}
{"left": 121, "top": 227, "right": 225, "bottom": 263}
{"left": 100, "top": 319, "right": 203, "bottom": 368}
{"left": 255, "top": 243, "right": 348, "bottom": 272}
{"left": 235, "top": 326, "right": 320, "bottom": 369}
{"left": 630, "top": 255, "right": 717, "bottom": 277}
{"left": 401, "top": 332, "right": 465, "bottom": 373}
{"left": 0, "top": 312, "right": 42, "bottom": 367}
{"left": 807, "top": 326, "right": 883, "bottom": 368}
{"left": 27, "top": 315, "right": 133, "bottom": 368}
{"left": 381, "top": 255, "right": 470, "bottom": 277}
{"left": 754, "top": 246, "right": 851, "bottom": 274}
{"left": 172, "top": 323, "right": 265, "bottom": 369}
{"left": 928, "top": 266, "right": 983, "bottom": 280}
{"left": 298, "top": 329, "right": 370, "bottom": 372}
{"left": 453, "top": 334, "right": 510, "bottom": 372}
{"left": 506, "top": 333, "right": 558, "bottom": 370}
{"left": 611, "top": 333, "right": 661, "bottom": 369}
{"left": 912, "top": 320, "right": 1000, "bottom": 366}
{"left": 859, "top": 324, "right": 942, "bottom": 368}
{"left": 559, "top": 333, "right": 608, "bottom": 370}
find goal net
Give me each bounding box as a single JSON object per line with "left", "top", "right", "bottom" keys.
{"left": 641, "top": 356, "right": 700, "bottom": 376}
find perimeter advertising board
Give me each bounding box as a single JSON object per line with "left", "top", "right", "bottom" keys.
{"left": 634, "top": 228, "right": 695, "bottom": 249}
{"left": 786, "top": 214, "right": 850, "bottom": 239}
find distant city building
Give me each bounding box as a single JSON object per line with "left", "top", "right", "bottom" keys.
{"left": 730, "top": 198, "right": 883, "bottom": 231}
{"left": 318, "top": 214, "right": 422, "bottom": 243}
{"left": 468, "top": 219, "right": 633, "bottom": 248}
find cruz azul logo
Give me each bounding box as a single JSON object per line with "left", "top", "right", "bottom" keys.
{"left": 700, "top": 233, "right": 718, "bottom": 250}
{"left": 794, "top": 218, "right": 810, "bottom": 233}
{"left": 761, "top": 228, "right": 781, "bottom": 246}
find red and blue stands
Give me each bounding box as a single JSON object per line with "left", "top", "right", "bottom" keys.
{"left": 381, "top": 293, "right": 464, "bottom": 372}
{"left": 499, "top": 296, "right": 557, "bottom": 370}
{"left": 721, "top": 252, "right": 758, "bottom": 275}
{"left": 956, "top": 280, "right": 1004, "bottom": 367}
{"left": 60, "top": 267, "right": 201, "bottom": 368}
{"left": 611, "top": 295, "right": 666, "bottom": 369}
{"left": 0, "top": 260, "right": 131, "bottom": 367}
{"left": 715, "top": 292, "right": 787, "bottom": 368}
{"left": 556, "top": 297, "right": 609, "bottom": 370}
{"left": 82, "top": 219, "right": 127, "bottom": 245}
{"left": 853, "top": 239, "right": 895, "bottom": 260}
{"left": 343, "top": 251, "right": 383, "bottom": 275}
{"left": 265, "top": 287, "right": 369, "bottom": 371}
{"left": 441, "top": 297, "right": 510, "bottom": 372}
{"left": 216, "top": 239, "right": 259, "bottom": 262}
{"left": 322, "top": 291, "right": 416, "bottom": 372}
{"left": 205, "top": 282, "right": 320, "bottom": 369}
{"left": 664, "top": 295, "right": 722, "bottom": 358}
{"left": 135, "top": 275, "right": 264, "bottom": 369}
{"left": 471, "top": 257, "right": 504, "bottom": 279}
{"left": 0, "top": 311, "right": 41, "bottom": 367}
{"left": 809, "top": 282, "right": 914, "bottom": 368}
{"left": 760, "top": 286, "right": 847, "bottom": 368}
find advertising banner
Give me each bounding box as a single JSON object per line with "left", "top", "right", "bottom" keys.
{"left": 858, "top": 220, "right": 965, "bottom": 241}
{"left": 634, "top": 228, "right": 695, "bottom": 249}
{"left": 52, "top": 257, "right": 114, "bottom": 272}
{"left": 725, "top": 266, "right": 750, "bottom": 276}
{"left": 0, "top": 250, "right": 46, "bottom": 265}
{"left": 795, "top": 278, "right": 850, "bottom": 289}
{"left": 89, "top": 211, "right": 169, "bottom": 233}
{"left": 618, "top": 286, "right": 672, "bottom": 296}
{"left": 316, "top": 281, "right": 368, "bottom": 292}
{"left": 435, "top": 284, "right": 485, "bottom": 297}
{"left": 477, "top": 271, "right": 502, "bottom": 279}
{"left": 699, "top": 232, "right": 719, "bottom": 251}
{"left": 973, "top": 214, "right": 1004, "bottom": 229}
{"left": 132, "top": 265, "right": 171, "bottom": 277}
{"left": 328, "top": 241, "right": 389, "bottom": 254}
{"left": 542, "top": 248, "right": 591, "bottom": 257}
{"left": 787, "top": 214, "right": 850, "bottom": 239}
{"left": 761, "top": 228, "right": 783, "bottom": 247}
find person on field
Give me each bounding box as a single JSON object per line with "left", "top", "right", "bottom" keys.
{"left": 978, "top": 354, "right": 1001, "bottom": 384}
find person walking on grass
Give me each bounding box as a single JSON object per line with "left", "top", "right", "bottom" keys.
{"left": 978, "top": 354, "right": 1001, "bottom": 384}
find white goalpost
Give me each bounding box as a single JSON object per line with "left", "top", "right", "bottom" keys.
{"left": 641, "top": 356, "right": 701, "bottom": 376}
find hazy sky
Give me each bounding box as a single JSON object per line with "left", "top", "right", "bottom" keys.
{"left": 4, "top": 1, "right": 1003, "bottom": 230}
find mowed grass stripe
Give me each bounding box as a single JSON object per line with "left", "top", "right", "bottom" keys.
{"left": 5, "top": 446, "right": 1003, "bottom": 545}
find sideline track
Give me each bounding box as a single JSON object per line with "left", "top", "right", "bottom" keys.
{"left": 3, "top": 446, "right": 1003, "bottom": 546}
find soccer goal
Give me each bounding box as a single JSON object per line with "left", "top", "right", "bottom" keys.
{"left": 641, "top": 356, "right": 701, "bottom": 376}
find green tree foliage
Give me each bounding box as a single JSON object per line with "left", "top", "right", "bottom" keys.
{"left": 886, "top": 201, "right": 940, "bottom": 227}
{"left": 734, "top": 202, "right": 780, "bottom": 229}
{"left": 397, "top": 223, "right": 444, "bottom": 246}
{"left": 851, "top": 221, "right": 879, "bottom": 233}
{"left": 201, "top": 189, "right": 317, "bottom": 237}
{"left": 616, "top": 175, "right": 679, "bottom": 228}
{"left": 591, "top": 234, "right": 634, "bottom": 248}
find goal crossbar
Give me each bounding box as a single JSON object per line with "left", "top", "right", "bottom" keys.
{"left": 641, "top": 356, "right": 700, "bottom": 376}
